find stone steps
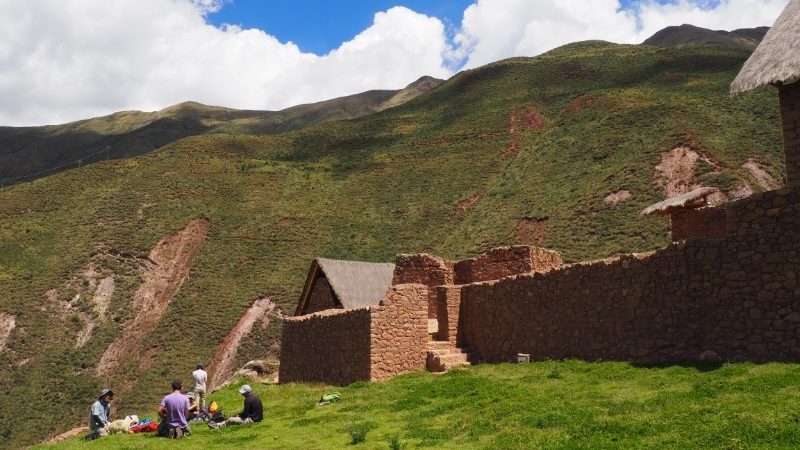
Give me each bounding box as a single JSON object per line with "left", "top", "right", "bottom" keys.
{"left": 426, "top": 341, "right": 475, "bottom": 373}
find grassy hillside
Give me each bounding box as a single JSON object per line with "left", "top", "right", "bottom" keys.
{"left": 38, "top": 361, "right": 800, "bottom": 449}
{"left": 643, "top": 25, "right": 768, "bottom": 51}
{"left": 0, "top": 41, "right": 784, "bottom": 447}
{"left": 0, "top": 77, "right": 443, "bottom": 185}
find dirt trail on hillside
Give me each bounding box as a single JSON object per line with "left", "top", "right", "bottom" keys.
{"left": 207, "top": 296, "right": 279, "bottom": 389}
{"left": 0, "top": 313, "right": 16, "bottom": 352}
{"left": 76, "top": 275, "right": 115, "bottom": 348}
{"left": 47, "top": 427, "right": 89, "bottom": 444}
{"left": 97, "top": 217, "right": 211, "bottom": 378}
{"left": 458, "top": 192, "right": 484, "bottom": 211}
{"left": 743, "top": 159, "right": 780, "bottom": 191}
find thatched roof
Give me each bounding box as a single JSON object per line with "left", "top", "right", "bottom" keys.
{"left": 641, "top": 187, "right": 719, "bottom": 216}
{"left": 731, "top": 0, "right": 800, "bottom": 96}
{"left": 295, "top": 258, "right": 395, "bottom": 315}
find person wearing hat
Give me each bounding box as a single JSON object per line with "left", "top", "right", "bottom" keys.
{"left": 208, "top": 384, "right": 262, "bottom": 429}
{"left": 85, "top": 388, "right": 113, "bottom": 440}
{"left": 186, "top": 391, "right": 200, "bottom": 421}
{"left": 157, "top": 380, "right": 190, "bottom": 438}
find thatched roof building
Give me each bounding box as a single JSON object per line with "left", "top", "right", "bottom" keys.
{"left": 294, "top": 258, "right": 395, "bottom": 316}
{"left": 731, "top": 0, "right": 800, "bottom": 96}
{"left": 641, "top": 187, "right": 719, "bottom": 216}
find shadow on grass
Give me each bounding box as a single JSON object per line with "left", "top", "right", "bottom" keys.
{"left": 628, "top": 361, "right": 724, "bottom": 372}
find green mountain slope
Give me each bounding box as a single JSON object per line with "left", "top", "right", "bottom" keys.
{"left": 0, "top": 77, "right": 443, "bottom": 185}
{"left": 643, "top": 24, "right": 769, "bottom": 51}
{"left": 0, "top": 41, "right": 783, "bottom": 447}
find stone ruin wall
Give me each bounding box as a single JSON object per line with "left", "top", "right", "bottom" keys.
{"left": 281, "top": 185, "right": 800, "bottom": 385}
{"left": 303, "top": 277, "right": 339, "bottom": 315}
{"left": 780, "top": 82, "right": 800, "bottom": 188}
{"left": 279, "top": 307, "right": 371, "bottom": 385}
{"left": 453, "top": 246, "right": 563, "bottom": 285}
{"left": 436, "top": 285, "right": 463, "bottom": 345}
{"left": 457, "top": 187, "right": 800, "bottom": 363}
{"left": 369, "top": 284, "right": 429, "bottom": 381}
{"left": 279, "top": 284, "right": 428, "bottom": 385}
{"left": 393, "top": 254, "right": 453, "bottom": 319}
{"left": 671, "top": 206, "right": 727, "bottom": 241}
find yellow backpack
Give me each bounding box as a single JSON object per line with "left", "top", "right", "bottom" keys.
{"left": 209, "top": 401, "right": 218, "bottom": 414}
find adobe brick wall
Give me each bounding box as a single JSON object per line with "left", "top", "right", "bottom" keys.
{"left": 453, "top": 245, "right": 562, "bottom": 285}
{"left": 279, "top": 307, "right": 371, "bottom": 385}
{"left": 780, "top": 82, "right": 800, "bottom": 188}
{"left": 459, "top": 187, "right": 800, "bottom": 363}
{"left": 671, "top": 206, "right": 727, "bottom": 241}
{"left": 302, "top": 277, "right": 339, "bottom": 315}
{"left": 393, "top": 254, "right": 453, "bottom": 319}
{"left": 370, "top": 284, "right": 429, "bottom": 381}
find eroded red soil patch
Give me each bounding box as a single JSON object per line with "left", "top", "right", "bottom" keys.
{"left": 566, "top": 95, "right": 596, "bottom": 116}
{"left": 458, "top": 192, "right": 484, "bottom": 210}
{"left": 207, "top": 296, "right": 279, "bottom": 389}
{"left": 514, "top": 217, "right": 549, "bottom": 245}
{"left": 97, "top": 217, "right": 211, "bottom": 378}
{"left": 523, "top": 107, "right": 545, "bottom": 130}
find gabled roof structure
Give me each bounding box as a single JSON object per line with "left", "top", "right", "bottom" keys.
{"left": 295, "top": 258, "right": 395, "bottom": 315}
{"left": 731, "top": 0, "right": 800, "bottom": 96}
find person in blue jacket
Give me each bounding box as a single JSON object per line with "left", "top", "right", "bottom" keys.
{"left": 86, "top": 388, "right": 113, "bottom": 440}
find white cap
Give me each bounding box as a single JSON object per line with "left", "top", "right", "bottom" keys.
{"left": 239, "top": 384, "right": 252, "bottom": 394}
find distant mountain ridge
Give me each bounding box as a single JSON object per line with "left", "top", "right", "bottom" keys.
{"left": 643, "top": 24, "right": 769, "bottom": 51}
{"left": 0, "top": 23, "right": 772, "bottom": 186}
{"left": 0, "top": 76, "right": 443, "bottom": 184}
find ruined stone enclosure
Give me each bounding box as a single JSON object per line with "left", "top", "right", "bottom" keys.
{"left": 280, "top": 181, "right": 800, "bottom": 386}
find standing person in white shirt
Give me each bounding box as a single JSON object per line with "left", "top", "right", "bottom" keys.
{"left": 192, "top": 363, "right": 208, "bottom": 409}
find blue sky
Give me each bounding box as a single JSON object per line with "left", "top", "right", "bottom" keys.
{"left": 207, "top": 0, "right": 674, "bottom": 55}
{"left": 207, "top": 1, "right": 476, "bottom": 54}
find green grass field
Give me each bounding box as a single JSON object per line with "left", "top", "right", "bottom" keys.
{"left": 38, "top": 361, "right": 800, "bottom": 449}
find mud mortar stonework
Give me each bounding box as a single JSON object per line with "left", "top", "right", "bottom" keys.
{"left": 279, "top": 284, "right": 427, "bottom": 385}
{"left": 393, "top": 254, "right": 453, "bottom": 318}
{"left": 459, "top": 187, "right": 800, "bottom": 363}
{"left": 453, "top": 246, "right": 562, "bottom": 284}
{"left": 281, "top": 182, "right": 800, "bottom": 384}
{"left": 670, "top": 206, "right": 727, "bottom": 241}
{"left": 369, "top": 284, "right": 428, "bottom": 381}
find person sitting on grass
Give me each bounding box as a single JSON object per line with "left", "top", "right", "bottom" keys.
{"left": 186, "top": 392, "right": 201, "bottom": 421}
{"left": 157, "top": 380, "right": 190, "bottom": 439}
{"left": 208, "top": 384, "right": 262, "bottom": 429}
{"left": 85, "top": 388, "right": 113, "bottom": 440}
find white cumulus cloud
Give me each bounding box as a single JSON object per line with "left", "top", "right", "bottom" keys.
{"left": 0, "top": 0, "right": 790, "bottom": 126}
{"left": 0, "top": 0, "right": 453, "bottom": 126}
{"left": 456, "top": 0, "right": 789, "bottom": 68}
